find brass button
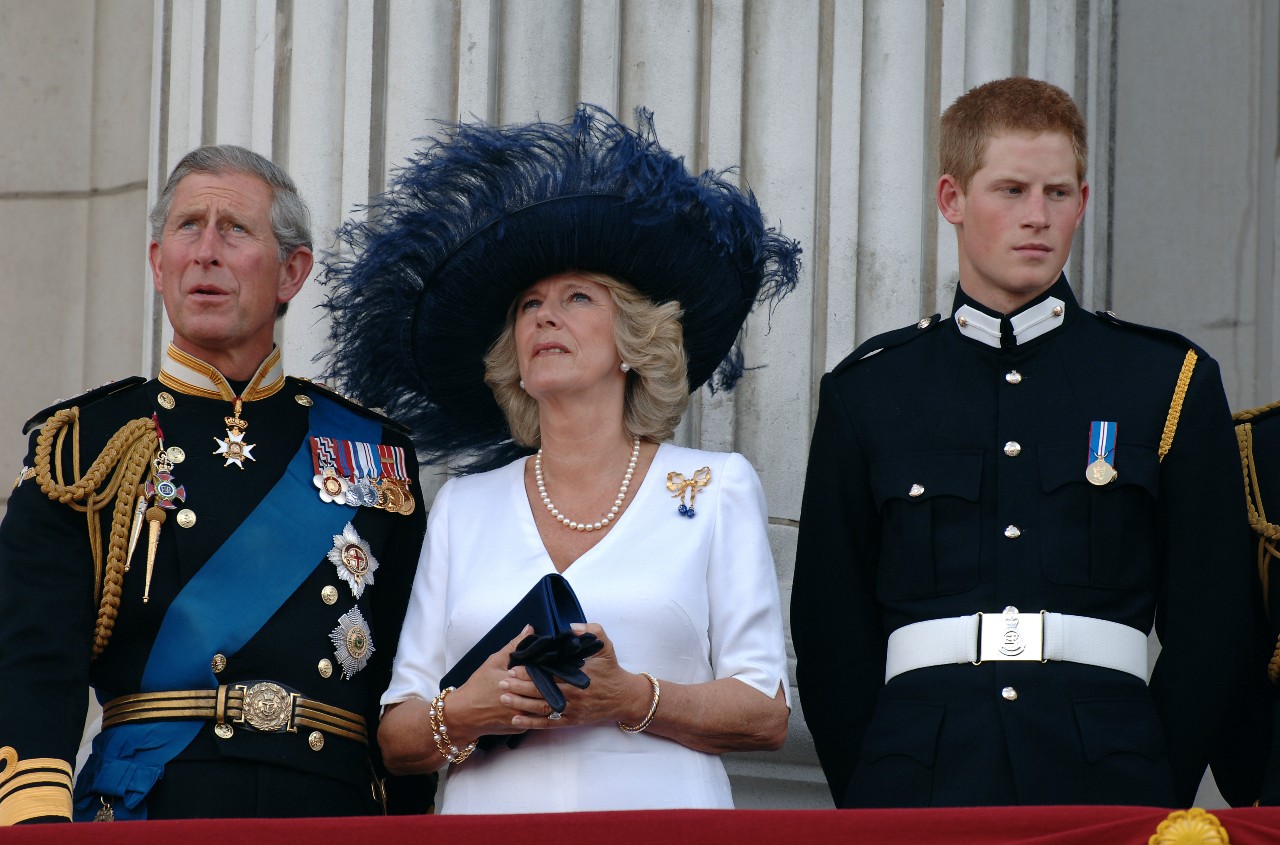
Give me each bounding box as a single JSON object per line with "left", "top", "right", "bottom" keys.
{"left": 908, "top": 484, "right": 925, "bottom": 498}
{"left": 165, "top": 446, "right": 186, "bottom": 464}
{"left": 917, "top": 317, "right": 932, "bottom": 329}
{"left": 321, "top": 585, "right": 339, "bottom": 605}
{"left": 308, "top": 731, "right": 325, "bottom": 751}
{"left": 1051, "top": 306, "right": 1063, "bottom": 317}
{"left": 157, "top": 392, "right": 176, "bottom": 409}
{"left": 214, "top": 723, "right": 234, "bottom": 739}
{"left": 1004, "top": 525, "right": 1022, "bottom": 539}
{"left": 177, "top": 509, "right": 197, "bottom": 529}
{"left": 211, "top": 653, "right": 227, "bottom": 674}
{"left": 1005, "top": 370, "right": 1023, "bottom": 385}
{"left": 318, "top": 659, "right": 334, "bottom": 679}
{"left": 1003, "top": 441, "right": 1022, "bottom": 457}
{"left": 956, "top": 316, "right": 969, "bottom": 327}
{"left": 296, "top": 394, "right": 314, "bottom": 407}
{"left": 1002, "top": 686, "right": 1018, "bottom": 702}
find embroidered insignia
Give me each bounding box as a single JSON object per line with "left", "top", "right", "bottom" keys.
{"left": 330, "top": 607, "right": 375, "bottom": 679}
{"left": 328, "top": 522, "right": 379, "bottom": 598}
{"left": 666, "top": 466, "right": 712, "bottom": 518}
{"left": 12, "top": 464, "right": 33, "bottom": 489}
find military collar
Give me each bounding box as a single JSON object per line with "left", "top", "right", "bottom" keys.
{"left": 157, "top": 343, "right": 286, "bottom": 402}
{"left": 951, "top": 277, "right": 1075, "bottom": 349}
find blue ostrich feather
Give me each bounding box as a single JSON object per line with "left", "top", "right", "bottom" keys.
{"left": 320, "top": 104, "right": 800, "bottom": 473}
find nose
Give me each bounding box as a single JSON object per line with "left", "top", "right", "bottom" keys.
{"left": 193, "top": 223, "right": 221, "bottom": 266}
{"left": 535, "top": 301, "right": 560, "bottom": 328}
{"left": 1023, "top": 193, "right": 1049, "bottom": 230}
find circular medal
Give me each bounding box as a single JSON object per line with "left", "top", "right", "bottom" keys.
{"left": 165, "top": 446, "right": 186, "bottom": 464}
{"left": 1086, "top": 458, "right": 1117, "bottom": 486}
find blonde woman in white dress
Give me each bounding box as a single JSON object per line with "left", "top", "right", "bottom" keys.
{"left": 322, "top": 105, "right": 800, "bottom": 813}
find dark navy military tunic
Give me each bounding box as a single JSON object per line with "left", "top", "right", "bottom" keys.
{"left": 791, "top": 276, "right": 1252, "bottom": 808}
{"left": 0, "top": 371, "right": 426, "bottom": 820}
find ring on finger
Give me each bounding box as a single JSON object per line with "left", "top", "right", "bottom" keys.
{"left": 548, "top": 711, "right": 562, "bottom": 721}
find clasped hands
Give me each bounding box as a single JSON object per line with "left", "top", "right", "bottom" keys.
{"left": 451, "top": 622, "right": 654, "bottom": 737}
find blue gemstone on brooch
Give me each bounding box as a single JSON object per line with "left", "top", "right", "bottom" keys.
{"left": 685, "top": 507, "right": 695, "bottom": 518}
{"left": 678, "top": 503, "right": 688, "bottom": 516}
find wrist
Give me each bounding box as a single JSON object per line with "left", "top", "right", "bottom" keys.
{"left": 617, "top": 672, "right": 660, "bottom": 734}
{"left": 429, "top": 687, "right": 478, "bottom": 764}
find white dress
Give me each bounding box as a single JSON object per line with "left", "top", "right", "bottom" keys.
{"left": 383, "top": 443, "right": 789, "bottom": 813}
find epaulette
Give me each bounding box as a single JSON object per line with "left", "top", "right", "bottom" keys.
{"left": 294, "top": 377, "right": 412, "bottom": 435}
{"left": 22, "top": 376, "right": 147, "bottom": 435}
{"left": 1093, "top": 311, "right": 1209, "bottom": 358}
{"left": 831, "top": 314, "right": 942, "bottom": 377}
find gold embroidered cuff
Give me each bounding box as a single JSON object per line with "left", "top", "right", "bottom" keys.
{"left": 0, "top": 746, "right": 73, "bottom": 825}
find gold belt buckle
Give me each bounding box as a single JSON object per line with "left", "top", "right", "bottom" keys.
{"left": 233, "top": 682, "right": 301, "bottom": 733}
{"left": 975, "top": 607, "right": 1046, "bottom": 663}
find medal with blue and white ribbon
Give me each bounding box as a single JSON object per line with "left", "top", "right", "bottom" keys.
{"left": 1086, "top": 420, "right": 1118, "bottom": 485}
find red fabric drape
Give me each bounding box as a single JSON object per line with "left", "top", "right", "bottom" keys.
{"left": 6, "top": 806, "right": 1280, "bottom": 844}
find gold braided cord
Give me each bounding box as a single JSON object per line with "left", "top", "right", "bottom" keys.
{"left": 33, "top": 408, "right": 158, "bottom": 658}
{"left": 1234, "top": 398, "right": 1280, "bottom": 423}
{"left": 1157, "top": 349, "right": 1197, "bottom": 463}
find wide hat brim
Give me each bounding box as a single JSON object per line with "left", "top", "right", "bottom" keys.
{"left": 322, "top": 105, "right": 799, "bottom": 472}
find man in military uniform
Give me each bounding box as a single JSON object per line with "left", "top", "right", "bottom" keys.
{"left": 0, "top": 146, "right": 426, "bottom": 823}
{"left": 791, "top": 77, "right": 1252, "bottom": 808}
{"left": 1213, "top": 402, "right": 1280, "bottom": 806}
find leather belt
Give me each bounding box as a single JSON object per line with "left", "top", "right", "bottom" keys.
{"left": 884, "top": 607, "right": 1148, "bottom": 682}
{"left": 100, "top": 682, "right": 368, "bottom": 744}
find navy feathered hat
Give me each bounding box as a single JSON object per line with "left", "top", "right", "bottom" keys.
{"left": 322, "top": 104, "right": 800, "bottom": 472}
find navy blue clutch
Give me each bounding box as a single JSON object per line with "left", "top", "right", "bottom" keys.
{"left": 441, "top": 573, "right": 603, "bottom": 748}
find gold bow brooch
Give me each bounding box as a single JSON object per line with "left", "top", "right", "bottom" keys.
{"left": 666, "top": 466, "right": 711, "bottom": 518}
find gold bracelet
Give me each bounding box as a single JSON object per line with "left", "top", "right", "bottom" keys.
{"left": 617, "top": 672, "right": 660, "bottom": 733}
{"left": 429, "top": 687, "right": 477, "bottom": 764}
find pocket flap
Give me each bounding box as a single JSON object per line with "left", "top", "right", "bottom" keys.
{"left": 1073, "top": 696, "right": 1165, "bottom": 762}
{"left": 1039, "top": 442, "right": 1160, "bottom": 496}
{"left": 859, "top": 699, "right": 946, "bottom": 766}
{"left": 870, "top": 451, "right": 983, "bottom": 508}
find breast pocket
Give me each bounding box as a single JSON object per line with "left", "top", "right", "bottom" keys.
{"left": 870, "top": 451, "right": 983, "bottom": 600}
{"left": 1038, "top": 442, "right": 1160, "bottom": 590}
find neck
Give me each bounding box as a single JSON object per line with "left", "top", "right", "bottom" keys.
{"left": 957, "top": 277, "right": 1056, "bottom": 316}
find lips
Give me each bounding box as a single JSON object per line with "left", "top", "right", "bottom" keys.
{"left": 533, "top": 341, "right": 570, "bottom": 356}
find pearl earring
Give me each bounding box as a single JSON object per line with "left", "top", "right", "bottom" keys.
{"left": 519, "top": 379, "right": 525, "bottom": 390}
{"left": 620, "top": 362, "right": 631, "bottom": 373}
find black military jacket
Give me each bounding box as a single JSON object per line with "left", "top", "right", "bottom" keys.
{"left": 791, "top": 277, "right": 1251, "bottom": 808}
{"left": 0, "top": 354, "right": 425, "bottom": 823}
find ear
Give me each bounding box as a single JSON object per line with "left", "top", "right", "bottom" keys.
{"left": 276, "top": 245, "right": 314, "bottom": 304}
{"left": 148, "top": 240, "right": 164, "bottom": 293}
{"left": 1074, "top": 181, "right": 1090, "bottom": 229}
{"left": 937, "top": 174, "right": 965, "bottom": 225}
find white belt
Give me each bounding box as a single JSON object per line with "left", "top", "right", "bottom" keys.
{"left": 884, "top": 607, "right": 1148, "bottom": 682}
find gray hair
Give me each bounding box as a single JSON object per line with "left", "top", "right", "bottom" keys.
{"left": 149, "top": 144, "right": 313, "bottom": 261}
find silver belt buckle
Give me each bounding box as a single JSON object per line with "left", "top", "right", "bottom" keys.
{"left": 975, "top": 607, "right": 1045, "bottom": 663}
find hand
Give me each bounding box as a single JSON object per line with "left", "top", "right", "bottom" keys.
{"left": 499, "top": 622, "right": 654, "bottom": 730}
{"left": 445, "top": 626, "right": 539, "bottom": 742}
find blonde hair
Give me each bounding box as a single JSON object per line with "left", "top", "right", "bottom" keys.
{"left": 940, "top": 77, "right": 1088, "bottom": 192}
{"left": 484, "top": 272, "right": 689, "bottom": 447}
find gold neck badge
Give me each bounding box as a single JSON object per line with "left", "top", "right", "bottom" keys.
{"left": 158, "top": 344, "right": 285, "bottom": 469}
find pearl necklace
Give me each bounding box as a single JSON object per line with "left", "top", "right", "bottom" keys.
{"left": 536, "top": 436, "right": 641, "bottom": 532}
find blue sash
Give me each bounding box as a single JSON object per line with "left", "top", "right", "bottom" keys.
{"left": 73, "top": 393, "right": 377, "bottom": 820}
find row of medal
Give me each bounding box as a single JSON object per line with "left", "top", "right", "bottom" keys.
{"left": 310, "top": 436, "right": 416, "bottom": 515}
